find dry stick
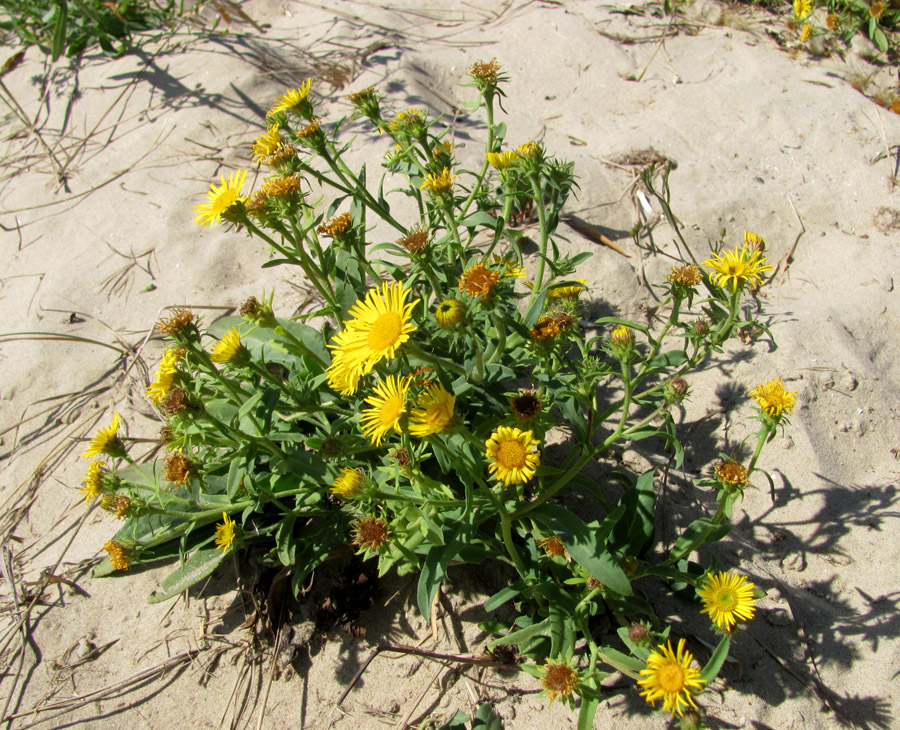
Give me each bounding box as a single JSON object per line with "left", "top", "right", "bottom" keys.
{"left": 254, "top": 601, "right": 286, "bottom": 730}
{"left": 336, "top": 645, "right": 520, "bottom": 707}
{"left": 2, "top": 649, "right": 201, "bottom": 728}
{"left": 767, "top": 196, "right": 805, "bottom": 286}
{"left": 634, "top": 12, "right": 675, "bottom": 82}
{"left": 398, "top": 664, "right": 445, "bottom": 730}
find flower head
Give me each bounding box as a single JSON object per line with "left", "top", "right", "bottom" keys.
{"left": 800, "top": 23, "right": 812, "bottom": 42}
{"left": 409, "top": 383, "right": 456, "bottom": 437}
{"left": 252, "top": 124, "right": 283, "bottom": 163}
{"left": 826, "top": 12, "right": 838, "bottom": 29}
{"left": 326, "top": 281, "right": 419, "bottom": 395}
{"left": 398, "top": 227, "right": 429, "bottom": 255}
{"left": 83, "top": 412, "right": 124, "bottom": 460}
{"left": 435, "top": 298, "right": 466, "bottom": 329}
{"left": 547, "top": 278, "right": 587, "bottom": 300}
{"left": 485, "top": 426, "right": 541, "bottom": 486}
{"left": 164, "top": 452, "right": 194, "bottom": 485}
{"left": 668, "top": 265, "right": 702, "bottom": 289}
{"left": 420, "top": 167, "right": 456, "bottom": 196}
{"left": 793, "top": 0, "right": 811, "bottom": 19}
{"left": 530, "top": 315, "right": 563, "bottom": 341}
{"left": 714, "top": 457, "right": 748, "bottom": 489}
{"left": 215, "top": 512, "right": 237, "bottom": 551}
{"left": 331, "top": 467, "right": 366, "bottom": 498}
{"left": 266, "top": 79, "right": 313, "bottom": 118}
{"left": 486, "top": 150, "right": 519, "bottom": 170}
{"left": 146, "top": 349, "right": 182, "bottom": 405}
{"left": 702, "top": 244, "right": 772, "bottom": 293}
{"left": 317, "top": 212, "right": 353, "bottom": 239}
{"left": 193, "top": 170, "right": 248, "bottom": 228}
{"left": 749, "top": 377, "right": 796, "bottom": 419}
{"left": 638, "top": 639, "right": 706, "bottom": 717}
{"left": 101, "top": 493, "right": 132, "bottom": 520}
{"left": 540, "top": 659, "right": 578, "bottom": 703}
{"left": 538, "top": 535, "right": 569, "bottom": 560}
{"left": 353, "top": 516, "right": 390, "bottom": 553}
{"left": 80, "top": 460, "right": 108, "bottom": 503}
{"left": 346, "top": 86, "right": 381, "bottom": 118}
{"left": 469, "top": 58, "right": 501, "bottom": 86}
{"left": 157, "top": 308, "right": 197, "bottom": 340}
{"left": 209, "top": 327, "right": 247, "bottom": 365}
{"left": 510, "top": 390, "right": 544, "bottom": 423}
{"left": 104, "top": 540, "right": 130, "bottom": 571}
{"left": 389, "top": 108, "right": 427, "bottom": 135}
{"left": 609, "top": 324, "right": 635, "bottom": 361}
{"left": 697, "top": 571, "right": 758, "bottom": 632}
{"left": 870, "top": 1, "right": 884, "bottom": 18}
{"left": 459, "top": 264, "right": 502, "bottom": 298}
{"left": 360, "top": 375, "right": 411, "bottom": 446}
{"left": 516, "top": 141, "right": 542, "bottom": 161}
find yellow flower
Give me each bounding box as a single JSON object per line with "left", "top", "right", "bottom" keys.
{"left": 540, "top": 658, "right": 578, "bottom": 702}
{"left": 800, "top": 23, "right": 812, "bottom": 42}
{"left": 825, "top": 12, "right": 838, "bottom": 29}
{"left": 434, "top": 298, "right": 466, "bottom": 329}
{"left": 193, "top": 170, "right": 248, "bottom": 228}
{"left": 793, "top": 0, "right": 811, "bottom": 19}
{"left": 714, "top": 457, "right": 748, "bottom": 488}
{"left": 697, "top": 572, "right": 758, "bottom": 632}
{"left": 331, "top": 467, "right": 366, "bottom": 498}
{"left": 744, "top": 230, "right": 766, "bottom": 249}
{"left": 869, "top": 1, "right": 884, "bottom": 18}
{"left": 80, "top": 460, "right": 107, "bottom": 503}
{"left": 667, "top": 265, "right": 702, "bottom": 289}
{"left": 516, "top": 141, "right": 542, "bottom": 160}
{"left": 209, "top": 327, "right": 246, "bottom": 364}
{"left": 458, "top": 264, "right": 502, "bottom": 298}
{"left": 409, "top": 383, "right": 456, "bottom": 438}
{"left": 317, "top": 212, "right": 353, "bottom": 238}
{"left": 530, "top": 316, "right": 563, "bottom": 341}
{"left": 420, "top": 167, "right": 456, "bottom": 195}
{"left": 104, "top": 540, "right": 130, "bottom": 571}
{"left": 146, "top": 348, "right": 182, "bottom": 405}
{"left": 492, "top": 254, "right": 527, "bottom": 279}
{"left": 82, "top": 412, "right": 123, "bottom": 459}
{"left": 638, "top": 639, "right": 706, "bottom": 718}
{"left": 251, "top": 124, "right": 282, "bottom": 163}
{"left": 486, "top": 151, "right": 518, "bottom": 170}
{"left": 702, "top": 244, "right": 773, "bottom": 293}
{"left": 360, "top": 375, "right": 411, "bottom": 446}
{"left": 749, "top": 377, "right": 796, "bottom": 418}
{"left": 470, "top": 58, "right": 501, "bottom": 84}
{"left": 326, "top": 282, "right": 419, "bottom": 395}
{"left": 547, "top": 278, "right": 587, "bottom": 299}
{"left": 215, "top": 512, "right": 237, "bottom": 551}
{"left": 485, "top": 426, "right": 541, "bottom": 486}
{"left": 266, "top": 79, "right": 312, "bottom": 118}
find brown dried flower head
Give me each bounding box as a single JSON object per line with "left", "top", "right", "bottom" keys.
{"left": 101, "top": 494, "right": 132, "bottom": 520}
{"left": 870, "top": 1, "right": 884, "bottom": 18}
{"left": 825, "top": 12, "right": 838, "bottom": 29}
{"left": 538, "top": 536, "right": 569, "bottom": 559}
{"left": 104, "top": 540, "right": 130, "bottom": 571}
{"left": 715, "top": 458, "right": 748, "bottom": 488}
{"left": 398, "top": 227, "right": 429, "bottom": 254}
{"left": 470, "top": 58, "right": 501, "bottom": 84}
{"left": 353, "top": 516, "right": 390, "bottom": 552}
{"left": 157, "top": 308, "right": 197, "bottom": 338}
{"left": 161, "top": 388, "right": 190, "bottom": 416}
{"left": 165, "top": 452, "right": 193, "bottom": 485}
{"left": 392, "top": 448, "right": 411, "bottom": 466}
{"left": 668, "top": 264, "right": 702, "bottom": 288}
{"left": 540, "top": 659, "right": 578, "bottom": 702}
{"left": 510, "top": 390, "right": 544, "bottom": 423}
{"left": 530, "top": 315, "right": 563, "bottom": 341}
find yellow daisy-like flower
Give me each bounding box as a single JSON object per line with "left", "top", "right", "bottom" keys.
{"left": 638, "top": 639, "right": 706, "bottom": 718}
{"left": 326, "top": 281, "right": 419, "bottom": 395}
{"left": 793, "top": 0, "right": 811, "bottom": 19}
{"left": 420, "top": 167, "right": 456, "bottom": 195}
{"left": 146, "top": 348, "right": 182, "bottom": 405}
{"left": 409, "top": 383, "right": 456, "bottom": 438}
{"left": 80, "top": 460, "right": 107, "bottom": 503}
{"left": 485, "top": 426, "right": 541, "bottom": 486}
{"left": 209, "top": 327, "right": 246, "bottom": 364}
{"left": 749, "top": 377, "right": 796, "bottom": 418}
{"left": 540, "top": 658, "right": 578, "bottom": 702}
{"left": 251, "top": 124, "right": 282, "bottom": 163}
{"left": 104, "top": 540, "right": 130, "bottom": 571}
{"left": 702, "top": 244, "right": 773, "bottom": 293}
{"left": 744, "top": 230, "right": 766, "bottom": 249}
{"left": 697, "top": 572, "right": 758, "bottom": 632}
{"left": 193, "top": 169, "right": 248, "bottom": 228}
{"left": 491, "top": 254, "right": 527, "bottom": 279}
{"left": 215, "top": 512, "right": 237, "bottom": 551}
{"left": 360, "top": 375, "right": 411, "bottom": 446}
{"left": 82, "top": 412, "right": 123, "bottom": 459}
{"left": 266, "top": 79, "right": 312, "bottom": 118}
{"left": 331, "top": 467, "right": 366, "bottom": 498}
{"left": 516, "top": 141, "right": 542, "bottom": 160}
{"left": 530, "top": 315, "right": 563, "bottom": 341}
{"left": 800, "top": 23, "right": 812, "bottom": 42}
{"left": 547, "top": 278, "right": 587, "bottom": 299}
{"left": 486, "top": 150, "right": 519, "bottom": 170}
{"left": 434, "top": 298, "right": 466, "bottom": 329}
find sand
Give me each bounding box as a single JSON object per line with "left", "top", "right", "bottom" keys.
{"left": 1, "top": 1, "right": 899, "bottom": 728}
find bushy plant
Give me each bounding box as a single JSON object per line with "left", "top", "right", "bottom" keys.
{"left": 81, "top": 61, "right": 796, "bottom": 726}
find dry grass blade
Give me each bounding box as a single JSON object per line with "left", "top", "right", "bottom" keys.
{"left": 2, "top": 649, "right": 202, "bottom": 729}
{"left": 0, "top": 331, "right": 127, "bottom": 354}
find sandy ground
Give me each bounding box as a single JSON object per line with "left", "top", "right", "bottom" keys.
{"left": 1, "top": 1, "right": 899, "bottom": 728}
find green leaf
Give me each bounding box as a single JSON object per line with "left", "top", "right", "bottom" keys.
{"left": 576, "top": 696, "right": 599, "bottom": 730}
{"left": 670, "top": 518, "right": 732, "bottom": 561}
{"left": 51, "top": 0, "right": 68, "bottom": 61}
{"left": 600, "top": 647, "right": 646, "bottom": 673}
{"left": 417, "top": 522, "right": 467, "bottom": 622}
{"left": 530, "top": 504, "right": 632, "bottom": 595}
{"left": 148, "top": 548, "right": 227, "bottom": 604}
{"left": 487, "top": 617, "right": 550, "bottom": 650}
{"left": 648, "top": 349, "right": 688, "bottom": 368}
{"left": 699, "top": 634, "right": 731, "bottom": 684}
{"left": 521, "top": 287, "right": 548, "bottom": 329}
{"left": 485, "top": 586, "right": 519, "bottom": 612}
{"left": 276, "top": 515, "right": 297, "bottom": 566}
{"left": 610, "top": 468, "right": 656, "bottom": 557}
{"left": 458, "top": 211, "right": 498, "bottom": 229}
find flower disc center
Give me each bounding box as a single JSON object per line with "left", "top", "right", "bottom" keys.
{"left": 657, "top": 663, "right": 686, "bottom": 693}
{"left": 368, "top": 312, "right": 402, "bottom": 351}
{"left": 497, "top": 439, "right": 526, "bottom": 469}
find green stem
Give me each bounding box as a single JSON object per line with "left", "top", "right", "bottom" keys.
{"left": 509, "top": 448, "right": 594, "bottom": 519}
{"left": 527, "top": 172, "right": 550, "bottom": 307}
